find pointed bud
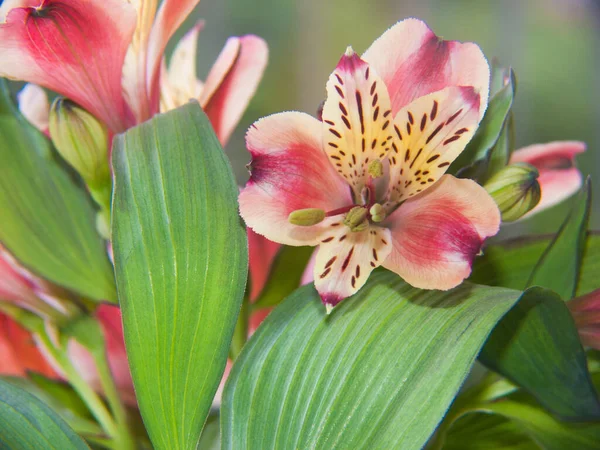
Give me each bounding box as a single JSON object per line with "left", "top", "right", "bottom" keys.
{"left": 484, "top": 163, "right": 541, "bottom": 222}
{"left": 343, "top": 206, "right": 368, "bottom": 232}
{"left": 49, "top": 98, "right": 110, "bottom": 189}
{"left": 369, "top": 203, "right": 385, "bottom": 222}
{"left": 368, "top": 159, "right": 384, "bottom": 178}
{"left": 288, "top": 208, "right": 326, "bottom": 226}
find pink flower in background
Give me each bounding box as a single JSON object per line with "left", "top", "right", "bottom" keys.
{"left": 240, "top": 19, "right": 501, "bottom": 310}
{"left": 0, "top": 313, "right": 57, "bottom": 378}
{"left": 568, "top": 289, "right": 600, "bottom": 350}
{"left": 510, "top": 141, "right": 585, "bottom": 217}
{"left": 1, "top": 0, "right": 267, "bottom": 143}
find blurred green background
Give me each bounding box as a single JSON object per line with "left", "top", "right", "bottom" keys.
{"left": 175, "top": 0, "right": 599, "bottom": 236}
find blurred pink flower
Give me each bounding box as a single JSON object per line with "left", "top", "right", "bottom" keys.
{"left": 240, "top": 19, "right": 500, "bottom": 309}
{"left": 510, "top": 141, "right": 585, "bottom": 217}
{"left": 568, "top": 289, "right": 600, "bottom": 350}
{"left": 2, "top": 0, "right": 267, "bottom": 144}
{"left": 0, "top": 313, "right": 57, "bottom": 378}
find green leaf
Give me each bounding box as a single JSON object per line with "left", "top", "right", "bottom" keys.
{"left": 480, "top": 287, "right": 600, "bottom": 420}
{"left": 528, "top": 180, "right": 592, "bottom": 299}
{"left": 1, "top": 376, "right": 102, "bottom": 438}
{"left": 470, "top": 232, "right": 600, "bottom": 296}
{"left": 442, "top": 412, "right": 537, "bottom": 450}
{"left": 222, "top": 271, "right": 524, "bottom": 450}
{"left": 471, "top": 401, "right": 600, "bottom": 450}
{"left": 0, "top": 80, "right": 116, "bottom": 302}
{"left": 0, "top": 378, "right": 90, "bottom": 449}
{"left": 112, "top": 102, "right": 247, "bottom": 450}
{"left": 197, "top": 412, "right": 221, "bottom": 450}
{"left": 452, "top": 68, "right": 516, "bottom": 179}
{"left": 253, "top": 245, "right": 314, "bottom": 309}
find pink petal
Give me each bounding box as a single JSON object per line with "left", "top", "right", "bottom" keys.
{"left": 0, "top": 313, "right": 57, "bottom": 377}
{"left": 510, "top": 141, "right": 585, "bottom": 215}
{"left": 383, "top": 175, "right": 500, "bottom": 290}
{"left": 362, "top": 18, "right": 490, "bottom": 119}
{"left": 145, "top": 0, "right": 201, "bottom": 116}
{"left": 17, "top": 83, "right": 49, "bottom": 134}
{"left": 321, "top": 48, "right": 394, "bottom": 197}
{"left": 248, "top": 228, "right": 281, "bottom": 301}
{"left": 239, "top": 112, "right": 352, "bottom": 246}
{"left": 314, "top": 225, "right": 392, "bottom": 308}
{"left": 203, "top": 35, "right": 269, "bottom": 145}
{"left": 386, "top": 86, "right": 481, "bottom": 204}
{"left": 67, "top": 304, "right": 136, "bottom": 406}
{"left": 300, "top": 249, "right": 317, "bottom": 285}
{"left": 0, "top": 0, "right": 137, "bottom": 132}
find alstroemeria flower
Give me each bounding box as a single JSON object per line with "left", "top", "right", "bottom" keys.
{"left": 240, "top": 19, "right": 501, "bottom": 309}
{"left": 1, "top": 0, "right": 267, "bottom": 141}
{"left": 509, "top": 141, "right": 585, "bottom": 217}
{"left": 568, "top": 289, "right": 600, "bottom": 350}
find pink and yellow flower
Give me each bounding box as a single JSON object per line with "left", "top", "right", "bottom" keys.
{"left": 1, "top": 0, "right": 267, "bottom": 143}
{"left": 509, "top": 141, "right": 585, "bottom": 217}
{"left": 240, "top": 19, "right": 501, "bottom": 309}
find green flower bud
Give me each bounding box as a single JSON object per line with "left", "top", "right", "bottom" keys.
{"left": 369, "top": 203, "right": 385, "bottom": 222}
{"left": 49, "top": 98, "right": 110, "bottom": 189}
{"left": 288, "top": 208, "right": 326, "bottom": 226}
{"left": 484, "top": 163, "right": 541, "bottom": 222}
{"left": 343, "top": 206, "right": 368, "bottom": 232}
{"left": 368, "top": 159, "right": 384, "bottom": 178}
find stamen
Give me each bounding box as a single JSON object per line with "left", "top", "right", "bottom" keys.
{"left": 343, "top": 206, "right": 368, "bottom": 232}
{"left": 288, "top": 208, "right": 325, "bottom": 226}
{"left": 368, "top": 159, "right": 384, "bottom": 178}
{"left": 369, "top": 204, "right": 385, "bottom": 223}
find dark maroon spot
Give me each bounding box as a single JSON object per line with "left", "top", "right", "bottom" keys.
{"left": 339, "top": 150, "right": 346, "bottom": 156}
{"left": 438, "top": 161, "right": 450, "bottom": 168}
{"left": 406, "top": 122, "right": 412, "bottom": 135}
{"left": 324, "top": 120, "right": 334, "bottom": 125}
{"left": 382, "top": 120, "right": 390, "bottom": 130}
{"left": 335, "top": 73, "right": 344, "bottom": 85}
{"left": 339, "top": 102, "right": 348, "bottom": 116}
{"left": 365, "top": 67, "right": 370, "bottom": 79}
{"left": 383, "top": 110, "right": 391, "bottom": 118}
{"left": 392, "top": 142, "right": 398, "bottom": 153}
{"left": 329, "top": 128, "right": 342, "bottom": 138}
{"left": 443, "top": 135, "right": 461, "bottom": 145}
{"left": 455, "top": 127, "right": 469, "bottom": 135}
{"left": 325, "top": 256, "right": 337, "bottom": 268}
{"left": 381, "top": 238, "right": 388, "bottom": 245}
{"left": 341, "top": 115, "right": 352, "bottom": 130}
{"left": 355, "top": 265, "right": 361, "bottom": 278}
{"left": 426, "top": 123, "right": 444, "bottom": 144}
{"left": 342, "top": 246, "right": 355, "bottom": 271}
{"left": 427, "top": 154, "right": 440, "bottom": 163}
{"left": 371, "top": 139, "right": 377, "bottom": 150}
{"left": 339, "top": 235, "right": 347, "bottom": 242}
{"left": 320, "top": 267, "right": 332, "bottom": 278}
{"left": 370, "top": 81, "right": 377, "bottom": 95}
{"left": 370, "top": 262, "right": 376, "bottom": 267}
{"left": 373, "top": 106, "right": 380, "bottom": 121}
{"left": 415, "top": 170, "right": 421, "bottom": 176}
{"left": 331, "top": 155, "right": 341, "bottom": 160}
{"left": 362, "top": 138, "right": 366, "bottom": 152}
{"left": 328, "top": 142, "right": 339, "bottom": 148}
{"left": 410, "top": 148, "right": 423, "bottom": 168}
{"left": 352, "top": 154, "right": 357, "bottom": 164}
{"left": 322, "top": 237, "right": 334, "bottom": 243}
{"left": 405, "top": 148, "right": 411, "bottom": 162}
{"left": 431, "top": 100, "right": 438, "bottom": 120}
{"left": 427, "top": 178, "right": 434, "bottom": 182}
{"left": 356, "top": 91, "right": 365, "bottom": 134}
{"left": 372, "top": 93, "right": 378, "bottom": 107}
{"left": 372, "top": 248, "right": 378, "bottom": 261}
{"left": 446, "top": 109, "right": 463, "bottom": 125}
{"left": 394, "top": 124, "right": 403, "bottom": 140}
{"left": 408, "top": 111, "right": 414, "bottom": 124}
{"left": 335, "top": 86, "right": 344, "bottom": 98}
{"left": 351, "top": 276, "right": 356, "bottom": 288}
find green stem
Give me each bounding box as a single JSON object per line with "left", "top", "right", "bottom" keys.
{"left": 92, "top": 348, "right": 135, "bottom": 450}
{"left": 38, "top": 330, "right": 117, "bottom": 437}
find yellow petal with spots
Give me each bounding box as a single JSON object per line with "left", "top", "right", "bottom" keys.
{"left": 386, "top": 86, "right": 481, "bottom": 204}
{"left": 322, "top": 48, "right": 395, "bottom": 198}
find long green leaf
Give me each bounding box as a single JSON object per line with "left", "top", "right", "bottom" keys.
{"left": 470, "top": 232, "right": 600, "bottom": 296}
{"left": 528, "top": 180, "right": 591, "bottom": 299}
{"left": 112, "top": 102, "right": 247, "bottom": 449}
{"left": 0, "top": 80, "right": 115, "bottom": 302}
{"left": 222, "top": 271, "right": 523, "bottom": 450}
{"left": 480, "top": 288, "right": 600, "bottom": 420}
{"left": 0, "top": 378, "right": 89, "bottom": 449}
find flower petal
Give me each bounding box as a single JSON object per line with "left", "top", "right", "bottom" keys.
{"left": 386, "top": 86, "right": 481, "bottom": 204}
{"left": 17, "top": 83, "right": 49, "bottom": 134}
{"left": 159, "top": 21, "right": 205, "bottom": 112}
{"left": 0, "top": 0, "right": 137, "bottom": 132}
{"left": 510, "top": 141, "right": 585, "bottom": 215}
{"left": 248, "top": 228, "right": 280, "bottom": 301}
{"left": 383, "top": 175, "right": 500, "bottom": 290}
{"left": 203, "top": 35, "right": 269, "bottom": 145}
{"left": 314, "top": 225, "right": 392, "bottom": 308}
{"left": 240, "top": 112, "right": 352, "bottom": 246}
{"left": 0, "top": 313, "right": 57, "bottom": 377}
{"left": 362, "top": 18, "right": 490, "bottom": 118}
{"left": 67, "top": 304, "right": 136, "bottom": 406}
{"left": 322, "top": 49, "right": 394, "bottom": 197}
{"left": 145, "top": 0, "right": 200, "bottom": 116}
